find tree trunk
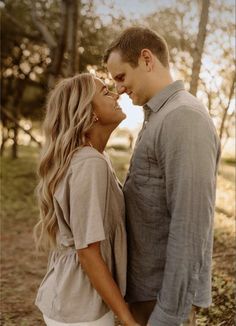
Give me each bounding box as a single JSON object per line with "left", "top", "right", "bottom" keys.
{"left": 12, "top": 118, "right": 19, "bottom": 159}
{"left": 66, "top": 0, "right": 79, "bottom": 76}
{"left": 11, "top": 80, "right": 25, "bottom": 159}
{"left": 47, "top": 0, "right": 70, "bottom": 88}
{"left": 219, "top": 75, "right": 236, "bottom": 141}
{"left": 31, "top": 0, "right": 69, "bottom": 89}
{"left": 0, "top": 119, "right": 9, "bottom": 156}
{"left": 189, "top": 0, "right": 210, "bottom": 96}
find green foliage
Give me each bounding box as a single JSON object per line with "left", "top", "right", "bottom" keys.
{"left": 222, "top": 156, "right": 236, "bottom": 165}
{"left": 0, "top": 145, "right": 39, "bottom": 226}
{"left": 1, "top": 1, "right": 50, "bottom": 120}
{"left": 1, "top": 0, "right": 128, "bottom": 123}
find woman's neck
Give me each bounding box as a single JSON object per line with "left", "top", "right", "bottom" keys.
{"left": 86, "top": 128, "right": 112, "bottom": 153}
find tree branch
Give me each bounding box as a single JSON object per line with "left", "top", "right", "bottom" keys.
{"left": 219, "top": 74, "right": 236, "bottom": 141}
{"left": 1, "top": 107, "right": 42, "bottom": 147}
{"left": 66, "top": 0, "right": 79, "bottom": 76}
{"left": 31, "top": 1, "right": 57, "bottom": 50}
{"left": 4, "top": 11, "right": 41, "bottom": 41}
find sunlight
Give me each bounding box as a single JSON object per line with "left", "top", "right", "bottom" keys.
{"left": 118, "top": 94, "right": 144, "bottom": 130}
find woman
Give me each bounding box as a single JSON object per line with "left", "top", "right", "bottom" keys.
{"left": 34, "top": 73, "right": 140, "bottom": 326}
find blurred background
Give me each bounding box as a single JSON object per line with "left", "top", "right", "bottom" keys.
{"left": 1, "top": 0, "right": 235, "bottom": 325}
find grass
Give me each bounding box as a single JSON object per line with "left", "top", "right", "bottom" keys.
{"left": 1, "top": 146, "right": 39, "bottom": 226}
{"left": 1, "top": 145, "right": 235, "bottom": 325}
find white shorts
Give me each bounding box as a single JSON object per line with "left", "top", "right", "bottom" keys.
{"left": 43, "top": 311, "right": 114, "bottom": 326}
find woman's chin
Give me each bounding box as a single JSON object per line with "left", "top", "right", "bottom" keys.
{"left": 118, "top": 113, "right": 127, "bottom": 124}
{"left": 112, "top": 115, "right": 126, "bottom": 130}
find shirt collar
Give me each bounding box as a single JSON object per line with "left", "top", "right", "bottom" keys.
{"left": 143, "top": 80, "right": 185, "bottom": 113}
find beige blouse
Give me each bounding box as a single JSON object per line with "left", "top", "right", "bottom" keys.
{"left": 35, "top": 147, "right": 127, "bottom": 323}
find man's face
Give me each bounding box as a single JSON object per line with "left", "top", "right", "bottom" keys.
{"left": 107, "top": 51, "right": 150, "bottom": 106}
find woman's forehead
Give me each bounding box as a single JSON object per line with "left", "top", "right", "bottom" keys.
{"left": 94, "top": 78, "right": 105, "bottom": 87}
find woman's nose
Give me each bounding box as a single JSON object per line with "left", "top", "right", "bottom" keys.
{"left": 111, "top": 92, "right": 119, "bottom": 100}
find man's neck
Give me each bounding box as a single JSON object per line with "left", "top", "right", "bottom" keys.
{"left": 148, "top": 72, "right": 174, "bottom": 100}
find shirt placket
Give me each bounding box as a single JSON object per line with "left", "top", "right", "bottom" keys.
{"left": 124, "top": 106, "right": 151, "bottom": 182}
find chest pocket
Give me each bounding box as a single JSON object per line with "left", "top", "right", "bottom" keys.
{"left": 132, "top": 143, "right": 164, "bottom": 187}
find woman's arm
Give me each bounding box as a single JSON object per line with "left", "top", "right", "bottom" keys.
{"left": 78, "top": 242, "right": 140, "bottom": 326}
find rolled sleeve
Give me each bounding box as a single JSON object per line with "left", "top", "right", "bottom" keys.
{"left": 149, "top": 106, "right": 219, "bottom": 325}
{"left": 69, "top": 157, "right": 109, "bottom": 249}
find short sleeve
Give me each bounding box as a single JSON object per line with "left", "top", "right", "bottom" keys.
{"left": 69, "top": 157, "right": 109, "bottom": 249}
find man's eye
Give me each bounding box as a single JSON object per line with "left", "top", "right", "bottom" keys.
{"left": 104, "top": 89, "right": 109, "bottom": 95}
{"left": 116, "top": 74, "right": 125, "bottom": 82}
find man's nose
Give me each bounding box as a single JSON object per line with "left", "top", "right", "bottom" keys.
{"left": 116, "top": 84, "right": 126, "bottom": 95}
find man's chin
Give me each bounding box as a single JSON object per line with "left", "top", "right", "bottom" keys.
{"left": 131, "top": 97, "right": 139, "bottom": 106}
{"left": 132, "top": 98, "right": 143, "bottom": 106}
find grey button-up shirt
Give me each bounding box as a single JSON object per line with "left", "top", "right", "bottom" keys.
{"left": 123, "top": 81, "right": 221, "bottom": 326}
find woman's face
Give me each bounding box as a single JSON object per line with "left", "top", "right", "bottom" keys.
{"left": 92, "top": 78, "right": 126, "bottom": 127}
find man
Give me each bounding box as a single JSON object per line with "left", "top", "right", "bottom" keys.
{"left": 104, "top": 27, "right": 221, "bottom": 326}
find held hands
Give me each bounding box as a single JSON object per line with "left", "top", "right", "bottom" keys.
{"left": 122, "top": 318, "right": 141, "bottom": 326}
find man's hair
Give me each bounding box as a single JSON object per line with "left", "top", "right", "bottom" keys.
{"left": 103, "top": 26, "right": 170, "bottom": 68}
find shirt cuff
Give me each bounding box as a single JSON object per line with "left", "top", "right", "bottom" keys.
{"left": 148, "top": 303, "right": 189, "bottom": 326}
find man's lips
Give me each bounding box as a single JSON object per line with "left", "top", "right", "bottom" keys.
{"left": 127, "top": 91, "right": 133, "bottom": 98}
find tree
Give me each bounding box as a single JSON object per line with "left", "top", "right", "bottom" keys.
{"left": 1, "top": 1, "right": 48, "bottom": 157}
{"left": 31, "top": 0, "right": 80, "bottom": 87}
{"left": 144, "top": 0, "right": 235, "bottom": 146}
{"left": 1, "top": 0, "right": 127, "bottom": 157}
{"left": 190, "top": 0, "right": 210, "bottom": 95}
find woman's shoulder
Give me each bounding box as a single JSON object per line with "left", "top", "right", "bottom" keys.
{"left": 68, "top": 147, "right": 113, "bottom": 181}
{"left": 54, "top": 148, "right": 109, "bottom": 199}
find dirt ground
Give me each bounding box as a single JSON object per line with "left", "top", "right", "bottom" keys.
{"left": 1, "top": 148, "right": 235, "bottom": 325}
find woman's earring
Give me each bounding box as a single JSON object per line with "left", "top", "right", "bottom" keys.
{"left": 93, "top": 114, "right": 99, "bottom": 123}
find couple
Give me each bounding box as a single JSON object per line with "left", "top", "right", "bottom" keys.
{"left": 34, "top": 27, "right": 221, "bottom": 326}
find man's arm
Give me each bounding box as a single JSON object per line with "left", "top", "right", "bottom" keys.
{"left": 148, "top": 106, "right": 220, "bottom": 326}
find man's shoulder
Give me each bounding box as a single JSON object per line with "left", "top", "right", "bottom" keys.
{"left": 168, "top": 90, "right": 206, "bottom": 113}
{"left": 147, "top": 90, "right": 216, "bottom": 142}
{"left": 152, "top": 90, "right": 209, "bottom": 124}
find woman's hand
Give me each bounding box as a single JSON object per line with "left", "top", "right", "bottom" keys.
{"left": 123, "top": 321, "right": 141, "bottom": 326}
{"left": 78, "top": 243, "right": 141, "bottom": 326}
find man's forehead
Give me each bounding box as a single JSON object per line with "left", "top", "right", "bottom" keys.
{"left": 107, "top": 51, "right": 123, "bottom": 64}
{"left": 107, "top": 52, "right": 128, "bottom": 76}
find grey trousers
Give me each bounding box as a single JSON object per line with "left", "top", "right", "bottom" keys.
{"left": 129, "top": 301, "right": 196, "bottom": 326}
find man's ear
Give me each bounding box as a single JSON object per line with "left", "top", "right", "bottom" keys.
{"left": 140, "top": 49, "right": 154, "bottom": 72}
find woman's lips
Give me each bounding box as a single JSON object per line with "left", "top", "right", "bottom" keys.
{"left": 114, "top": 104, "right": 122, "bottom": 110}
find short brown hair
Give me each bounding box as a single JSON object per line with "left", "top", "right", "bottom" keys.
{"left": 103, "top": 26, "right": 169, "bottom": 67}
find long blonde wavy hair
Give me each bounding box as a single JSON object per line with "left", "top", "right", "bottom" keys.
{"left": 34, "top": 73, "right": 96, "bottom": 251}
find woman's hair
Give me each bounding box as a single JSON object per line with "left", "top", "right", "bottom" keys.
{"left": 34, "top": 73, "right": 96, "bottom": 251}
